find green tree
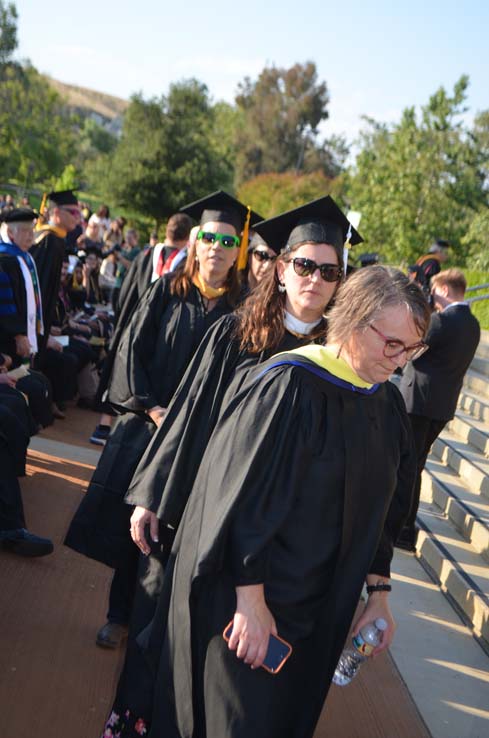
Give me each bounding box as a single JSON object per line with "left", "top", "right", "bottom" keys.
{"left": 237, "top": 171, "right": 345, "bottom": 219}
{"left": 348, "top": 76, "right": 489, "bottom": 266}
{"left": 234, "top": 62, "right": 336, "bottom": 185}
{"left": 93, "top": 80, "right": 233, "bottom": 227}
{"left": 0, "top": 63, "right": 76, "bottom": 187}
{"left": 0, "top": 1, "right": 17, "bottom": 64}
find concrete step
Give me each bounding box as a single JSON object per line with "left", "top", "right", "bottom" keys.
{"left": 421, "top": 459, "right": 489, "bottom": 562}
{"left": 432, "top": 429, "right": 489, "bottom": 501}
{"left": 470, "top": 354, "right": 489, "bottom": 378}
{"left": 447, "top": 411, "right": 489, "bottom": 457}
{"left": 473, "top": 341, "right": 489, "bottom": 361}
{"left": 463, "top": 368, "right": 489, "bottom": 400}
{"left": 415, "top": 500, "right": 489, "bottom": 648}
{"left": 457, "top": 386, "right": 489, "bottom": 424}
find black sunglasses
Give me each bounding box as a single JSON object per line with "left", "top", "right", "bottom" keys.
{"left": 252, "top": 249, "right": 276, "bottom": 262}
{"left": 288, "top": 257, "right": 343, "bottom": 283}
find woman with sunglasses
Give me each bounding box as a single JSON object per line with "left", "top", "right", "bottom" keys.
{"left": 98, "top": 197, "right": 360, "bottom": 736}
{"left": 65, "top": 191, "right": 262, "bottom": 650}
{"left": 245, "top": 232, "right": 277, "bottom": 291}
{"left": 123, "top": 265, "right": 429, "bottom": 738}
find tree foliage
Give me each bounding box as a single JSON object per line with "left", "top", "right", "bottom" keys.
{"left": 0, "top": 1, "right": 17, "bottom": 64}
{"left": 237, "top": 171, "right": 345, "bottom": 219}
{"left": 347, "top": 76, "right": 489, "bottom": 266}
{"left": 234, "top": 62, "right": 335, "bottom": 185}
{"left": 91, "top": 80, "right": 234, "bottom": 226}
{"left": 0, "top": 62, "right": 76, "bottom": 187}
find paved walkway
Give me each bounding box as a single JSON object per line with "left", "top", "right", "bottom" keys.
{"left": 2, "top": 408, "right": 485, "bottom": 737}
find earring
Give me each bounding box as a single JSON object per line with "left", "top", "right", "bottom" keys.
{"left": 278, "top": 282, "right": 286, "bottom": 293}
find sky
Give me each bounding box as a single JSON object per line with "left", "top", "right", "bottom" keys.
{"left": 13, "top": 0, "right": 489, "bottom": 145}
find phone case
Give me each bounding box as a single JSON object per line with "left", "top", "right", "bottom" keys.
{"left": 222, "top": 620, "right": 292, "bottom": 674}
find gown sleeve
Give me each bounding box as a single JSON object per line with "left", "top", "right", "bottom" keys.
{"left": 368, "top": 383, "right": 416, "bottom": 577}
{"left": 125, "top": 315, "right": 241, "bottom": 517}
{"left": 107, "top": 277, "right": 172, "bottom": 411}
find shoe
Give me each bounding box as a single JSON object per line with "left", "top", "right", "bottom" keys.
{"left": 51, "top": 403, "right": 66, "bottom": 420}
{"left": 0, "top": 528, "right": 54, "bottom": 557}
{"left": 96, "top": 621, "right": 129, "bottom": 649}
{"left": 89, "top": 424, "right": 111, "bottom": 446}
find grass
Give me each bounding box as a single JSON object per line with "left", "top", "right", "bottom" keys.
{"left": 461, "top": 269, "right": 489, "bottom": 331}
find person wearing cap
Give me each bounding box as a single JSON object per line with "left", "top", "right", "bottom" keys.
{"left": 98, "top": 196, "right": 355, "bottom": 733}
{"left": 65, "top": 191, "right": 260, "bottom": 650}
{"left": 111, "top": 265, "right": 429, "bottom": 738}
{"left": 411, "top": 238, "right": 450, "bottom": 294}
{"left": 30, "top": 190, "right": 81, "bottom": 350}
{"left": 242, "top": 231, "right": 278, "bottom": 292}
{"left": 0, "top": 208, "right": 55, "bottom": 428}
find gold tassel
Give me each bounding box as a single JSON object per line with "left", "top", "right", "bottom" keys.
{"left": 237, "top": 206, "right": 251, "bottom": 271}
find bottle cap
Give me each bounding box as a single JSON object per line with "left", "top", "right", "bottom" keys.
{"left": 375, "top": 618, "right": 388, "bottom": 631}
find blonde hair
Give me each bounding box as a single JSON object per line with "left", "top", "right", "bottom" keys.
{"left": 431, "top": 268, "right": 466, "bottom": 296}
{"left": 327, "top": 266, "right": 431, "bottom": 346}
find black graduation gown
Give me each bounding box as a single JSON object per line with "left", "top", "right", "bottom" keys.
{"left": 0, "top": 255, "right": 27, "bottom": 359}
{"left": 0, "top": 386, "right": 31, "bottom": 530}
{"left": 64, "top": 276, "right": 233, "bottom": 570}
{"left": 141, "top": 356, "right": 415, "bottom": 738}
{"left": 95, "top": 247, "right": 168, "bottom": 405}
{"left": 29, "top": 227, "right": 66, "bottom": 349}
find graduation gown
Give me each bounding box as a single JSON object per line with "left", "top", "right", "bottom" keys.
{"left": 64, "top": 276, "right": 233, "bottom": 569}
{"left": 29, "top": 226, "right": 66, "bottom": 349}
{"left": 0, "top": 386, "right": 31, "bottom": 530}
{"left": 139, "top": 350, "right": 415, "bottom": 738}
{"left": 0, "top": 255, "right": 27, "bottom": 360}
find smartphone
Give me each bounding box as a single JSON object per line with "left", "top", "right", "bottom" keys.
{"left": 223, "top": 620, "right": 292, "bottom": 674}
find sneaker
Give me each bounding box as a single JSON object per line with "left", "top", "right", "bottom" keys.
{"left": 89, "top": 424, "right": 111, "bottom": 446}
{"left": 0, "top": 528, "right": 54, "bottom": 557}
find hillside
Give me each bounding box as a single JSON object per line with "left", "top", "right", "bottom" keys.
{"left": 45, "top": 76, "right": 129, "bottom": 122}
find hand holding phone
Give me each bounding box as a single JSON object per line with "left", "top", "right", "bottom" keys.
{"left": 223, "top": 621, "right": 292, "bottom": 674}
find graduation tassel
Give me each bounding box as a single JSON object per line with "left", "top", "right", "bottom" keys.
{"left": 36, "top": 192, "right": 48, "bottom": 230}
{"left": 343, "top": 222, "right": 352, "bottom": 275}
{"left": 237, "top": 206, "right": 251, "bottom": 271}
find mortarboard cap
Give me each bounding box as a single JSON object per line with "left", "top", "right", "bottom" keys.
{"left": 48, "top": 190, "right": 78, "bottom": 206}
{"left": 180, "top": 190, "right": 263, "bottom": 270}
{"left": 253, "top": 196, "right": 363, "bottom": 255}
{"left": 248, "top": 231, "right": 271, "bottom": 252}
{"left": 0, "top": 207, "right": 39, "bottom": 224}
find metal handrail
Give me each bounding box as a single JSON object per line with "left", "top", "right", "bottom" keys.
{"left": 467, "top": 294, "right": 489, "bottom": 304}
{"left": 467, "top": 283, "right": 489, "bottom": 292}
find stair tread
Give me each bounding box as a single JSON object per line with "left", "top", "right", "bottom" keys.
{"left": 417, "top": 500, "right": 489, "bottom": 599}
{"left": 451, "top": 409, "right": 489, "bottom": 440}
{"left": 424, "top": 458, "right": 489, "bottom": 525}
{"left": 438, "top": 427, "right": 489, "bottom": 476}
{"left": 459, "top": 385, "right": 489, "bottom": 408}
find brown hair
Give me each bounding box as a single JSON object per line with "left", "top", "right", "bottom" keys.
{"left": 234, "top": 239, "right": 343, "bottom": 354}
{"left": 327, "top": 266, "right": 431, "bottom": 347}
{"left": 170, "top": 241, "right": 241, "bottom": 306}
{"left": 166, "top": 213, "right": 192, "bottom": 243}
{"left": 431, "top": 268, "right": 466, "bottom": 296}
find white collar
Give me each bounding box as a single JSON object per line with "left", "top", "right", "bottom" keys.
{"left": 284, "top": 310, "right": 322, "bottom": 335}
{"left": 443, "top": 301, "right": 469, "bottom": 311}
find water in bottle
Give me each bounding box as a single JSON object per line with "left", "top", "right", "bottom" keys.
{"left": 332, "top": 618, "right": 388, "bottom": 686}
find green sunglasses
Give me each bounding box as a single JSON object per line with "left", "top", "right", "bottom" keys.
{"left": 197, "top": 230, "right": 240, "bottom": 249}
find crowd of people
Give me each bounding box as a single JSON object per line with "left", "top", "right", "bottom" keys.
{"left": 0, "top": 186, "right": 481, "bottom": 738}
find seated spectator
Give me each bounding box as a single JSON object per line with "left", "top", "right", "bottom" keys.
{"left": 103, "top": 219, "right": 124, "bottom": 254}
{"left": 0, "top": 378, "right": 53, "bottom": 557}
{"left": 67, "top": 260, "right": 88, "bottom": 309}
{"left": 112, "top": 229, "right": 141, "bottom": 313}
{"left": 83, "top": 250, "right": 104, "bottom": 305}
{"left": 88, "top": 205, "right": 111, "bottom": 242}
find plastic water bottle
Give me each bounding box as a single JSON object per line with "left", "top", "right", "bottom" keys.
{"left": 332, "top": 618, "right": 388, "bottom": 686}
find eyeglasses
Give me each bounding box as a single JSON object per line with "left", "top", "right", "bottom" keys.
{"left": 370, "top": 325, "right": 428, "bottom": 361}
{"left": 287, "top": 257, "right": 343, "bottom": 283}
{"left": 252, "top": 249, "right": 276, "bottom": 262}
{"left": 197, "top": 230, "right": 240, "bottom": 249}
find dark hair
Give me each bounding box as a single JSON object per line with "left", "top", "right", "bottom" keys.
{"left": 234, "top": 239, "right": 342, "bottom": 354}
{"left": 97, "top": 205, "right": 110, "bottom": 219}
{"left": 170, "top": 241, "right": 241, "bottom": 306}
{"left": 166, "top": 213, "right": 192, "bottom": 243}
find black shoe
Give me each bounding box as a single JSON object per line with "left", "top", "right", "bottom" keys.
{"left": 0, "top": 528, "right": 54, "bottom": 557}
{"left": 96, "top": 621, "right": 129, "bottom": 649}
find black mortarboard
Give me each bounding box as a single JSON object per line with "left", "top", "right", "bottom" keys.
{"left": 0, "top": 207, "right": 39, "bottom": 223}
{"left": 180, "top": 190, "right": 264, "bottom": 269}
{"left": 180, "top": 190, "right": 262, "bottom": 233}
{"left": 248, "top": 231, "right": 270, "bottom": 252}
{"left": 253, "top": 196, "right": 363, "bottom": 255}
{"left": 48, "top": 189, "right": 78, "bottom": 206}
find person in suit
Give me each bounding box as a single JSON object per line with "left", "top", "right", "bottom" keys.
{"left": 398, "top": 268, "right": 480, "bottom": 550}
